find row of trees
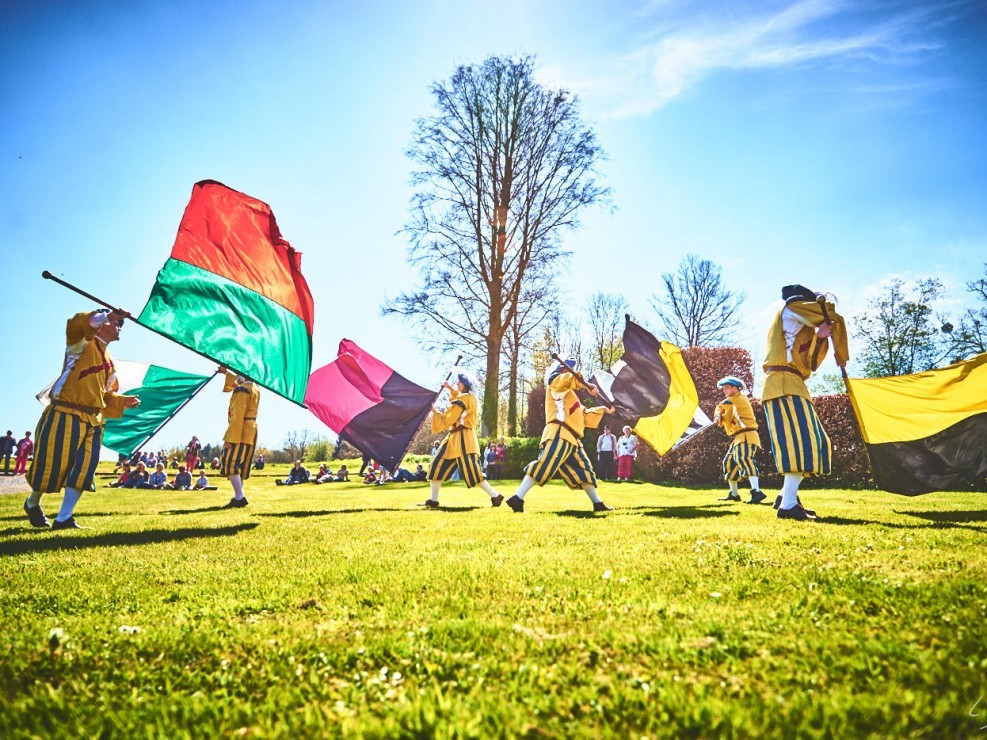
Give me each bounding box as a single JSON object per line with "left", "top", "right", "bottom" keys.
{"left": 380, "top": 53, "right": 985, "bottom": 438}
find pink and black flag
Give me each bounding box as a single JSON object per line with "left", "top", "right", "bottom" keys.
{"left": 305, "top": 340, "right": 436, "bottom": 471}
{"left": 138, "top": 181, "right": 315, "bottom": 405}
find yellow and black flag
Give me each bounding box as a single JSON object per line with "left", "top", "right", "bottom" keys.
{"left": 590, "top": 316, "right": 702, "bottom": 456}
{"left": 846, "top": 353, "right": 987, "bottom": 494}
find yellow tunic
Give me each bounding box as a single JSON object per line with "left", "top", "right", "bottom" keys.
{"left": 541, "top": 372, "right": 607, "bottom": 445}
{"left": 223, "top": 372, "right": 260, "bottom": 444}
{"left": 51, "top": 312, "right": 129, "bottom": 426}
{"left": 716, "top": 392, "right": 760, "bottom": 447}
{"left": 762, "top": 300, "right": 849, "bottom": 401}
{"left": 429, "top": 389, "right": 480, "bottom": 458}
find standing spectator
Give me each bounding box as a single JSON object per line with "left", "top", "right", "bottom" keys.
{"left": 496, "top": 437, "right": 508, "bottom": 465}
{"left": 219, "top": 367, "right": 259, "bottom": 509}
{"left": 615, "top": 426, "right": 638, "bottom": 482}
{"left": 429, "top": 440, "right": 441, "bottom": 460}
{"left": 484, "top": 442, "right": 500, "bottom": 480}
{"left": 358, "top": 452, "right": 372, "bottom": 476}
{"left": 0, "top": 430, "right": 16, "bottom": 475}
{"left": 505, "top": 357, "right": 614, "bottom": 513}
{"left": 24, "top": 309, "right": 140, "bottom": 529}
{"left": 165, "top": 465, "right": 193, "bottom": 490}
{"left": 714, "top": 376, "right": 765, "bottom": 504}
{"left": 423, "top": 370, "right": 503, "bottom": 509}
{"left": 595, "top": 424, "right": 617, "bottom": 481}
{"left": 148, "top": 462, "right": 169, "bottom": 490}
{"left": 762, "top": 285, "right": 849, "bottom": 521}
{"left": 184, "top": 435, "right": 201, "bottom": 472}
{"left": 13, "top": 431, "right": 33, "bottom": 476}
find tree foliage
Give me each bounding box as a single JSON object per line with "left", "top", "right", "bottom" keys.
{"left": 586, "top": 292, "right": 627, "bottom": 373}
{"left": 650, "top": 254, "right": 744, "bottom": 347}
{"left": 384, "top": 55, "right": 609, "bottom": 434}
{"left": 853, "top": 278, "right": 952, "bottom": 377}
{"left": 947, "top": 263, "right": 987, "bottom": 360}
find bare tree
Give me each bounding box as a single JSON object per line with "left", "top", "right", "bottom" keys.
{"left": 282, "top": 430, "right": 311, "bottom": 463}
{"left": 650, "top": 254, "right": 744, "bottom": 347}
{"left": 586, "top": 292, "right": 628, "bottom": 372}
{"left": 384, "top": 55, "right": 609, "bottom": 434}
{"left": 946, "top": 263, "right": 987, "bottom": 360}
{"left": 854, "top": 278, "right": 953, "bottom": 377}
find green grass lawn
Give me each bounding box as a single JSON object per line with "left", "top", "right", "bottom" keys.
{"left": 1, "top": 465, "right": 985, "bottom": 738}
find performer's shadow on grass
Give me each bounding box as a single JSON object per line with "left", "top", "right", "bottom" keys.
{"left": 0, "top": 523, "right": 259, "bottom": 557}
{"left": 817, "top": 515, "right": 987, "bottom": 533}
{"left": 254, "top": 508, "right": 408, "bottom": 518}
{"left": 0, "top": 511, "right": 119, "bottom": 521}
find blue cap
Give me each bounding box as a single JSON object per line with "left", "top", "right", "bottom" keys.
{"left": 717, "top": 376, "right": 745, "bottom": 391}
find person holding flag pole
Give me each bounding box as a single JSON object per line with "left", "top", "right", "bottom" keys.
{"left": 421, "top": 365, "right": 504, "bottom": 509}
{"left": 762, "top": 284, "right": 849, "bottom": 521}
{"left": 218, "top": 365, "right": 260, "bottom": 509}
{"left": 24, "top": 306, "right": 141, "bottom": 529}
{"left": 506, "top": 354, "right": 616, "bottom": 513}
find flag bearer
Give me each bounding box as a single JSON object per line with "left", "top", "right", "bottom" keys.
{"left": 762, "top": 285, "right": 849, "bottom": 521}
{"left": 422, "top": 369, "right": 503, "bottom": 509}
{"left": 25, "top": 309, "right": 141, "bottom": 529}
{"left": 714, "top": 376, "right": 765, "bottom": 504}
{"left": 506, "top": 358, "right": 615, "bottom": 513}
{"left": 219, "top": 367, "right": 260, "bottom": 509}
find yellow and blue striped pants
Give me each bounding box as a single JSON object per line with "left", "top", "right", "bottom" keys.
{"left": 27, "top": 406, "right": 102, "bottom": 493}
{"left": 764, "top": 395, "right": 832, "bottom": 476}
{"left": 722, "top": 440, "right": 760, "bottom": 482}
{"left": 427, "top": 435, "right": 484, "bottom": 488}
{"left": 221, "top": 440, "right": 256, "bottom": 479}
{"left": 524, "top": 433, "right": 598, "bottom": 490}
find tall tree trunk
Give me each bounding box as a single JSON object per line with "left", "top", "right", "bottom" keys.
{"left": 483, "top": 332, "right": 502, "bottom": 436}
{"left": 507, "top": 346, "right": 519, "bottom": 436}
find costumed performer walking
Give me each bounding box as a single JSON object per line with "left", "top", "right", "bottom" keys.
{"left": 714, "top": 376, "right": 765, "bottom": 504}
{"left": 506, "top": 357, "right": 615, "bottom": 513}
{"left": 24, "top": 308, "right": 141, "bottom": 529}
{"left": 422, "top": 369, "right": 504, "bottom": 509}
{"left": 762, "top": 284, "right": 849, "bottom": 521}
{"left": 218, "top": 366, "right": 260, "bottom": 509}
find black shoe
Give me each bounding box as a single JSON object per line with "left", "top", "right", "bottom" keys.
{"left": 506, "top": 495, "right": 524, "bottom": 513}
{"left": 777, "top": 504, "right": 815, "bottom": 521}
{"left": 490, "top": 494, "right": 504, "bottom": 507}
{"left": 419, "top": 499, "right": 439, "bottom": 509}
{"left": 747, "top": 490, "right": 767, "bottom": 505}
{"left": 51, "top": 517, "right": 82, "bottom": 530}
{"left": 718, "top": 492, "right": 742, "bottom": 502}
{"left": 774, "top": 495, "right": 816, "bottom": 516}
{"left": 222, "top": 497, "right": 248, "bottom": 509}
{"left": 592, "top": 501, "right": 613, "bottom": 512}
{"left": 773, "top": 494, "right": 782, "bottom": 509}
{"left": 24, "top": 499, "right": 50, "bottom": 528}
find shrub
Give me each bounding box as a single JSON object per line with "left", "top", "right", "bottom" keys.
{"left": 479, "top": 437, "right": 541, "bottom": 479}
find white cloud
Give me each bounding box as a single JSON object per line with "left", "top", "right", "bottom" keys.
{"left": 580, "top": 0, "right": 947, "bottom": 118}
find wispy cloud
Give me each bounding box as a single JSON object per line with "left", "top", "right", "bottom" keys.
{"left": 558, "top": 0, "right": 950, "bottom": 118}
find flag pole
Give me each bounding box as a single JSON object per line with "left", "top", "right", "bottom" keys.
{"left": 41, "top": 270, "right": 305, "bottom": 408}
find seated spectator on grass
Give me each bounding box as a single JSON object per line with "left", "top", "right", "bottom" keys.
{"left": 363, "top": 469, "right": 377, "bottom": 484}
{"left": 253, "top": 454, "right": 265, "bottom": 470}
{"left": 314, "top": 464, "right": 336, "bottom": 484}
{"left": 148, "top": 463, "right": 168, "bottom": 490}
{"left": 108, "top": 463, "right": 132, "bottom": 488}
{"left": 414, "top": 464, "right": 427, "bottom": 481}
{"left": 165, "top": 465, "right": 193, "bottom": 490}
{"left": 113, "top": 452, "right": 129, "bottom": 473}
{"left": 374, "top": 468, "right": 392, "bottom": 485}
{"left": 193, "top": 472, "right": 216, "bottom": 490}
{"left": 210, "top": 456, "right": 221, "bottom": 470}
{"left": 391, "top": 467, "right": 415, "bottom": 482}
{"left": 335, "top": 465, "right": 350, "bottom": 482}
{"left": 169, "top": 457, "right": 179, "bottom": 469}
{"left": 276, "top": 460, "right": 310, "bottom": 486}
{"left": 129, "top": 461, "right": 151, "bottom": 489}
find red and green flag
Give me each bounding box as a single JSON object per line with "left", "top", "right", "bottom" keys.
{"left": 137, "top": 180, "right": 315, "bottom": 405}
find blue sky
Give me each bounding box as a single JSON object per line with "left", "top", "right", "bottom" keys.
{"left": 2, "top": 0, "right": 985, "bottom": 454}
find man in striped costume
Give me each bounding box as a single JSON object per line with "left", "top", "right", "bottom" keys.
{"left": 219, "top": 368, "right": 260, "bottom": 509}
{"left": 506, "top": 358, "right": 615, "bottom": 513}
{"left": 25, "top": 309, "right": 141, "bottom": 529}
{"left": 714, "top": 376, "right": 765, "bottom": 504}
{"left": 763, "top": 285, "right": 849, "bottom": 521}
{"left": 422, "top": 370, "right": 503, "bottom": 509}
